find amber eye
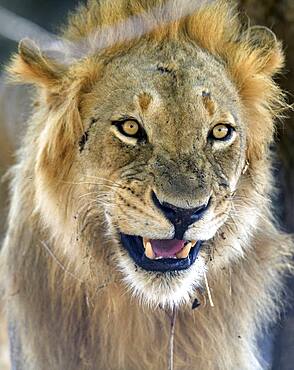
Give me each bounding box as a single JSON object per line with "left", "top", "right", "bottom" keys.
{"left": 121, "top": 120, "right": 139, "bottom": 136}
{"left": 112, "top": 118, "right": 146, "bottom": 141}
{"left": 210, "top": 124, "right": 233, "bottom": 141}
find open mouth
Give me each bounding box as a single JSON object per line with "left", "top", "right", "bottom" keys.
{"left": 120, "top": 234, "right": 202, "bottom": 272}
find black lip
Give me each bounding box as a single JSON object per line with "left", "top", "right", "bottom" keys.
{"left": 120, "top": 234, "right": 202, "bottom": 272}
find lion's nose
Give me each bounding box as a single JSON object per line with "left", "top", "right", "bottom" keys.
{"left": 151, "top": 191, "right": 210, "bottom": 239}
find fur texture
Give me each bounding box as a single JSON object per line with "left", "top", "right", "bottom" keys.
{"left": 1, "top": 1, "right": 293, "bottom": 369}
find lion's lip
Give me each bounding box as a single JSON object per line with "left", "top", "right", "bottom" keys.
{"left": 120, "top": 234, "right": 202, "bottom": 272}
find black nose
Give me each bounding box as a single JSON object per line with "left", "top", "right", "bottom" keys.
{"left": 151, "top": 191, "right": 210, "bottom": 239}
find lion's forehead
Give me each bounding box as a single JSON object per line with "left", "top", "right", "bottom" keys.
{"left": 80, "top": 42, "right": 244, "bottom": 176}
{"left": 98, "top": 42, "right": 240, "bottom": 113}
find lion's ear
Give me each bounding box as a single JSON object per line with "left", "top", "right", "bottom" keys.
{"left": 249, "top": 26, "right": 284, "bottom": 76}
{"left": 7, "top": 39, "right": 66, "bottom": 88}
{"left": 226, "top": 26, "right": 286, "bottom": 161}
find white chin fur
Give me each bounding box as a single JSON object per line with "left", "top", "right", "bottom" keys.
{"left": 116, "top": 251, "right": 206, "bottom": 309}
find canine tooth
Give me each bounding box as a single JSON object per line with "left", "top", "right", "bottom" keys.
{"left": 145, "top": 242, "right": 155, "bottom": 259}
{"left": 191, "top": 240, "right": 197, "bottom": 248}
{"left": 176, "top": 242, "right": 192, "bottom": 259}
{"left": 143, "top": 238, "right": 150, "bottom": 249}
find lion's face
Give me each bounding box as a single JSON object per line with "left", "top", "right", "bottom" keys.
{"left": 67, "top": 42, "right": 247, "bottom": 307}
{"left": 7, "top": 0, "right": 284, "bottom": 310}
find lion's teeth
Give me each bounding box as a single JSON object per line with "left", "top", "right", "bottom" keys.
{"left": 143, "top": 238, "right": 155, "bottom": 259}
{"left": 176, "top": 242, "right": 192, "bottom": 259}
{"left": 143, "top": 238, "right": 197, "bottom": 260}
{"left": 143, "top": 238, "right": 149, "bottom": 249}
{"left": 145, "top": 241, "right": 155, "bottom": 259}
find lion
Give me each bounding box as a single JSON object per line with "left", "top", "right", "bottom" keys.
{"left": 1, "top": 0, "right": 293, "bottom": 369}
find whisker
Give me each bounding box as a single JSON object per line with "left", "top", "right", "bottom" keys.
{"left": 79, "top": 191, "right": 112, "bottom": 199}
{"left": 60, "top": 180, "right": 121, "bottom": 188}
{"left": 80, "top": 198, "right": 112, "bottom": 210}
{"left": 81, "top": 175, "right": 121, "bottom": 185}
{"left": 76, "top": 199, "right": 106, "bottom": 216}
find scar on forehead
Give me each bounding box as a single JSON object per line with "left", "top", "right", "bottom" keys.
{"left": 137, "top": 92, "right": 153, "bottom": 111}
{"left": 157, "top": 62, "right": 177, "bottom": 74}
{"left": 202, "top": 91, "right": 216, "bottom": 117}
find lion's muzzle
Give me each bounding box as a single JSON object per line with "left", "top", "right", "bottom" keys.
{"left": 151, "top": 191, "right": 210, "bottom": 239}
{"left": 119, "top": 191, "right": 210, "bottom": 272}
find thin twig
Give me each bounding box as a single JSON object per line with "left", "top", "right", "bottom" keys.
{"left": 204, "top": 272, "right": 214, "bottom": 307}
{"left": 40, "top": 240, "right": 84, "bottom": 283}
{"left": 168, "top": 306, "right": 177, "bottom": 370}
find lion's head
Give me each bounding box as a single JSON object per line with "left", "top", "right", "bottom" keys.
{"left": 8, "top": 0, "right": 285, "bottom": 308}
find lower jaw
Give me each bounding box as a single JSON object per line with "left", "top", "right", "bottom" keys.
{"left": 120, "top": 234, "right": 203, "bottom": 273}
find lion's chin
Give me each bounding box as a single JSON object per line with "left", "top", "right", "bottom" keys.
{"left": 116, "top": 238, "right": 207, "bottom": 309}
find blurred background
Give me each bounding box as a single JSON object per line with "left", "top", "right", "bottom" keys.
{"left": 0, "top": 1, "right": 293, "bottom": 369}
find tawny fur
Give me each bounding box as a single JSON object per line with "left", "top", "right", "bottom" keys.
{"left": 1, "top": 1, "right": 293, "bottom": 369}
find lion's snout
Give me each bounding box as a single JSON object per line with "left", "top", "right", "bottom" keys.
{"left": 151, "top": 190, "right": 210, "bottom": 239}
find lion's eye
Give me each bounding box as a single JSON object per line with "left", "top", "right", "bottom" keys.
{"left": 113, "top": 119, "right": 145, "bottom": 139}
{"left": 121, "top": 120, "right": 139, "bottom": 136}
{"left": 210, "top": 124, "right": 233, "bottom": 141}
